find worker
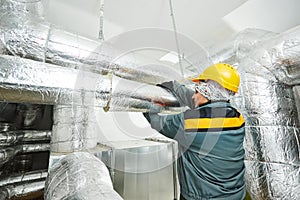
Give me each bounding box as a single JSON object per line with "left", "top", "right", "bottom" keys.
{"left": 143, "top": 63, "right": 245, "bottom": 200}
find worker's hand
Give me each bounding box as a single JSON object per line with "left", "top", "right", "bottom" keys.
{"left": 143, "top": 103, "right": 163, "bottom": 123}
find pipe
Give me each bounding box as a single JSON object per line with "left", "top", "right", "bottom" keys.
{"left": 211, "top": 26, "right": 300, "bottom": 199}
{"left": 0, "top": 180, "right": 45, "bottom": 200}
{"left": 44, "top": 152, "right": 123, "bottom": 200}
{"left": 22, "top": 143, "right": 50, "bottom": 153}
{"left": 0, "top": 144, "right": 49, "bottom": 165}
{"left": 0, "top": 169, "right": 47, "bottom": 187}
{"left": 0, "top": 147, "right": 16, "bottom": 165}
{"left": 0, "top": 130, "right": 51, "bottom": 146}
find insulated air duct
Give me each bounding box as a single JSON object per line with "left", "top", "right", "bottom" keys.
{"left": 0, "top": 0, "right": 186, "bottom": 153}
{"left": 211, "top": 26, "right": 300, "bottom": 200}
{"left": 0, "top": 54, "right": 181, "bottom": 152}
{"left": 44, "top": 152, "right": 123, "bottom": 200}
{"left": 208, "top": 28, "right": 277, "bottom": 65}
{"left": 0, "top": 55, "right": 180, "bottom": 110}
{"left": 0, "top": 0, "right": 189, "bottom": 84}
{"left": 1, "top": 0, "right": 300, "bottom": 199}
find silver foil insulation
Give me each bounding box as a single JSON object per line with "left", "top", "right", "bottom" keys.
{"left": 0, "top": 169, "right": 47, "bottom": 187}
{"left": 0, "top": 0, "right": 183, "bottom": 154}
{"left": 0, "top": 143, "right": 50, "bottom": 165}
{"left": 0, "top": 130, "right": 51, "bottom": 146}
{"left": 0, "top": 180, "right": 45, "bottom": 199}
{"left": 0, "top": 170, "right": 47, "bottom": 199}
{"left": 1, "top": 0, "right": 300, "bottom": 199}
{"left": 0, "top": 55, "right": 179, "bottom": 109}
{"left": 0, "top": 55, "right": 111, "bottom": 106}
{"left": 213, "top": 26, "right": 300, "bottom": 199}
{"left": 0, "top": 0, "right": 192, "bottom": 84}
{"left": 44, "top": 152, "right": 123, "bottom": 200}
{"left": 0, "top": 54, "right": 180, "bottom": 152}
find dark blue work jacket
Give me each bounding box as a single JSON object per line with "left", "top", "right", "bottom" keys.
{"left": 144, "top": 100, "right": 245, "bottom": 200}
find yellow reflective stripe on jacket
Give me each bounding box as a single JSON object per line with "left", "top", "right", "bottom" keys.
{"left": 185, "top": 115, "right": 245, "bottom": 130}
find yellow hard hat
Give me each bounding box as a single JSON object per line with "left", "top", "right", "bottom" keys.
{"left": 191, "top": 63, "right": 240, "bottom": 93}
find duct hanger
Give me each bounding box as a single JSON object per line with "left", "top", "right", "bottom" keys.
{"left": 168, "top": 0, "right": 184, "bottom": 78}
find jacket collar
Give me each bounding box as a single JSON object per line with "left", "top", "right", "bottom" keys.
{"left": 196, "top": 100, "right": 230, "bottom": 109}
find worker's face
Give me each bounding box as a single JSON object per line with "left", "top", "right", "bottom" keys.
{"left": 192, "top": 84, "right": 209, "bottom": 108}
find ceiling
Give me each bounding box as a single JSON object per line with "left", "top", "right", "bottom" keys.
{"left": 43, "top": 0, "right": 300, "bottom": 48}
{"left": 42, "top": 0, "right": 300, "bottom": 75}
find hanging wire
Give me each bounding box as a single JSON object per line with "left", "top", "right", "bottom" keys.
{"left": 168, "top": 0, "right": 184, "bottom": 78}
{"left": 98, "top": 0, "right": 105, "bottom": 41}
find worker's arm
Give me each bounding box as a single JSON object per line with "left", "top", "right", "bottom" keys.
{"left": 143, "top": 109, "right": 184, "bottom": 139}
{"left": 157, "top": 81, "right": 195, "bottom": 109}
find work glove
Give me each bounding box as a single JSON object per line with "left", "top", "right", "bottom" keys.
{"left": 143, "top": 103, "right": 163, "bottom": 122}
{"left": 156, "top": 81, "right": 180, "bottom": 107}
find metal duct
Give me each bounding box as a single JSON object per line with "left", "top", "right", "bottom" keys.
{"left": 0, "top": 55, "right": 180, "bottom": 110}
{"left": 294, "top": 86, "right": 300, "bottom": 124}
{"left": 44, "top": 152, "right": 123, "bottom": 200}
{"left": 252, "top": 26, "right": 300, "bottom": 86}
{"left": 0, "top": 55, "right": 110, "bottom": 106}
{"left": 0, "top": 0, "right": 186, "bottom": 155}
{"left": 0, "top": 54, "right": 181, "bottom": 152}
{"left": 0, "top": 0, "right": 191, "bottom": 85}
{"left": 211, "top": 26, "right": 300, "bottom": 199}
{"left": 240, "top": 27, "right": 300, "bottom": 200}
{"left": 208, "top": 28, "right": 278, "bottom": 65}
{"left": 22, "top": 143, "right": 50, "bottom": 153}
